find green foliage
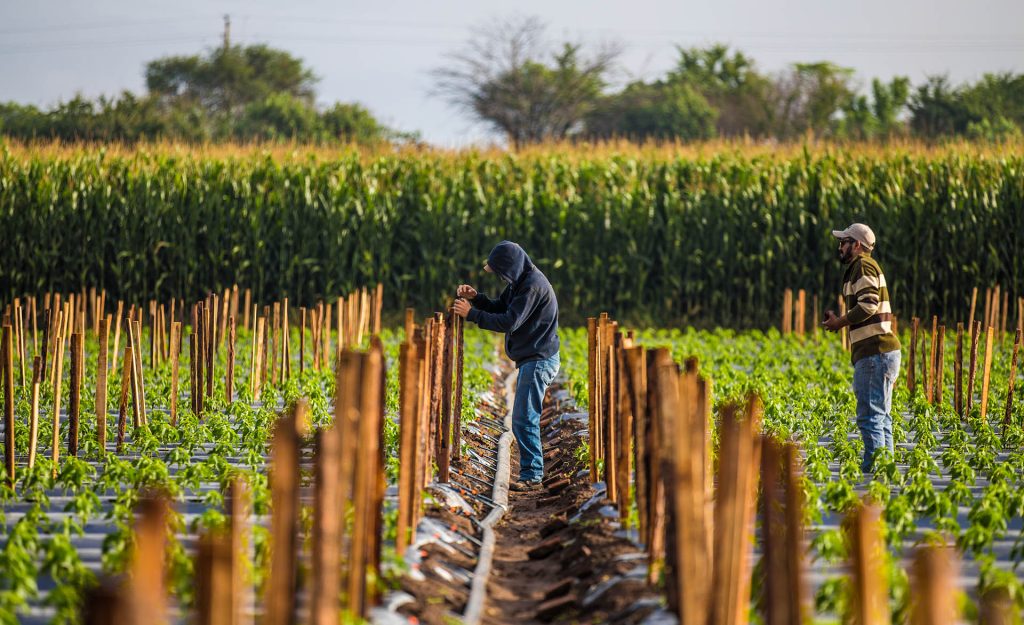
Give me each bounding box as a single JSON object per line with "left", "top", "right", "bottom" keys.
{"left": 0, "top": 43, "right": 389, "bottom": 145}
{"left": 585, "top": 79, "right": 717, "bottom": 141}
{"left": 4, "top": 146, "right": 1023, "bottom": 327}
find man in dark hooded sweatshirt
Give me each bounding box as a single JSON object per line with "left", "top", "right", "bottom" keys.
{"left": 453, "top": 241, "right": 560, "bottom": 491}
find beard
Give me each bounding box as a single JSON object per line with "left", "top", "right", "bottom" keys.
{"left": 839, "top": 248, "right": 855, "bottom": 264}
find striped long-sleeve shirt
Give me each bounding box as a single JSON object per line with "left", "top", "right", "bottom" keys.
{"left": 843, "top": 254, "right": 901, "bottom": 363}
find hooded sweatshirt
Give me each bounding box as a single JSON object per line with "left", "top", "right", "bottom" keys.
{"left": 467, "top": 241, "right": 560, "bottom": 366}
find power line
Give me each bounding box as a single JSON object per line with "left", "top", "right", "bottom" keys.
{"left": 0, "top": 16, "right": 214, "bottom": 36}
{"left": 0, "top": 36, "right": 215, "bottom": 56}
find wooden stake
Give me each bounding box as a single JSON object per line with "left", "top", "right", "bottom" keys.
{"left": 129, "top": 320, "right": 146, "bottom": 427}
{"left": 760, "top": 438, "right": 807, "bottom": 625}
{"left": 709, "top": 396, "right": 762, "bottom": 625}
{"left": 782, "top": 288, "right": 793, "bottom": 335}
{"left": 979, "top": 588, "right": 1013, "bottom": 625}
{"left": 438, "top": 311, "right": 455, "bottom": 483}
{"left": 15, "top": 302, "right": 27, "bottom": 387}
{"left": 96, "top": 318, "right": 109, "bottom": 454}
{"left": 968, "top": 286, "right": 978, "bottom": 328}
{"left": 51, "top": 332, "right": 65, "bottom": 478}
{"left": 967, "top": 321, "right": 981, "bottom": 417}
{"left": 623, "top": 346, "right": 648, "bottom": 547}
{"left": 396, "top": 340, "right": 421, "bottom": 554}
{"left": 849, "top": 502, "right": 889, "bottom": 625}
{"left": 645, "top": 348, "right": 669, "bottom": 585}
{"left": 980, "top": 327, "right": 994, "bottom": 421}
{"left": 299, "top": 307, "right": 306, "bottom": 374}
{"left": 111, "top": 301, "right": 123, "bottom": 375}
{"left": 908, "top": 317, "right": 918, "bottom": 394}
{"left": 205, "top": 303, "right": 215, "bottom": 400}
{"left": 270, "top": 303, "right": 279, "bottom": 385}
{"left": 373, "top": 283, "right": 384, "bottom": 336}
{"left": 839, "top": 295, "right": 849, "bottom": 350}
{"left": 116, "top": 346, "right": 132, "bottom": 453}
{"left": 587, "top": 318, "right": 599, "bottom": 481}
{"left": 40, "top": 308, "right": 51, "bottom": 380}
{"left": 614, "top": 342, "right": 634, "bottom": 519}
{"left": 451, "top": 312, "right": 465, "bottom": 462}
{"left": 169, "top": 322, "right": 181, "bottom": 425}
{"left": 934, "top": 326, "right": 945, "bottom": 407}
{"left": 68, "top": 333, "right": 83, "bottom": 457}
{"left": 229, "top": 478, "right": 250, "bottom": 625}
{"left": 347, "top": 344, "right": 384, "bottom": 618}
{"left": 265, "top": 401, "right": 304, "bottom": 625}
{"left": 1004, "top": 328, "right": 1021, "bottom": 427}
{"left": 927, "top": 316, "right": 938, "bottom": 404}
{"left": 954, "top": 323, "right": 963, "bottom": 417}
{"left": 226, "top": 317, "right": 235, "bottom": 404}
{"left": 281, "top": 299, "right": 289, "bottom": 382}
{"left": 311, "top": 424, "right": 343, "bottom": 625}
{"left": 253, "top": 319, "right": 265, "bottom": 401}
{"left": 2, "top": 326, "right": 14, "bottom": 487}
{"left": 911, "top": 546, "right": 958, "bottom": 625}
{"left": 221, "top": 289, "right": 231, "bottom": 351}
{"left": 131, "top": 495, "right": 169, "bottom": 625}
{"left": 195, "top": 530, "right": 233, "bottom": 625}
{"left": 28, "top": 356, "right": 41, "bottom": 469}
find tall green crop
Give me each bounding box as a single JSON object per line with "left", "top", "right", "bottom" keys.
{"left": 1, "top": 145, "right": 1022, "bottom": 327}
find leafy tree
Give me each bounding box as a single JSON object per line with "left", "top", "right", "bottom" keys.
{"left": 234, "top": 92, "right": 321, "bottom": 141}
{"left": 433, "top": 16, "right": 618, "bottom": 147}
{"left": 961, "top": 73, "right": 1024, "bottom": 130}
{"left": 146, "top": 44, "right": 317, "bottom": 116}
{"left": 584, "top": 80, "right": 717, "bottom": 141}
{"left": 0, "top": 42, "right": 387, "bottom": 145}
{"left": 908, "top": 75, "right": 974, "bottom": 137}
{"left": 320, "top": 103, "right": 386, "bottom": 143}
{"left": 669, "top": 44, "right": 774, "bottom": 137}
{"left": 772, "top": 62, "right": 855, "bottom": 139}
{"left": 840, "top": 77, "right": 910, "bottom": 140}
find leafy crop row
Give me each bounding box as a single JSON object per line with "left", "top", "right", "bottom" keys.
{"left": 0, "top": 322, "right": 497, "bottom": 623}
{"left": 560, "top": 325, "right": 1024, "bottom": 617}
{"left": 2, "top": 146, "right": 1022, "bottom": 325}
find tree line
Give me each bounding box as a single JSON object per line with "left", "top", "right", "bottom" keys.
{"left": 0, "top": 43, "right": 399, "bottom": 144}
{"left": 2, "top": 17, "right": 1021, "bottom": 146}
{"left": 435, "top": 17, "right": 1024, "bottom": 147}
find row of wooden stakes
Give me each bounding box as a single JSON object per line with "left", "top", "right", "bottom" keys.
{"left": 395, "top": 306, "right": 466, "bottom": 553}
{"left": 906, "top": 316, "right": 1022, "bottom": 426}
{"left": 0, "top": 284, "right": 385, "bottom": 488}
{"left": 78, "top": 302, "right": 471, "bottom": 624}
{"left": 782, "top": 286, "right": 1024, "bottom": 349}
{"left": 82, "top": 357, "right": 385, "bottom": 625}
{"left": 0, "top": 284, "right": 384, "bottom": 387}
{"left": 585, "top": 313, "right": 1010, "bottom": 625}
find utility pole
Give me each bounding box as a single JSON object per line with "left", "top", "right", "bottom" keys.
{"left": 222, "top": 14, "right": 231, "bottom": 50}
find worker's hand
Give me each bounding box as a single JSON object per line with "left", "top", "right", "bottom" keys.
{"left": 453, "top": 298, "right": 472, "bottom": 318}
{"left": 457, "top": 284, "right": 478, "bottom": 299}
{"left": 822, "top": 310, "right": 845, "bottom": 332}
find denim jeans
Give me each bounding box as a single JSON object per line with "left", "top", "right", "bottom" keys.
{"left": 512, "top": 353, "right": 560, "bottom": 482}
{"left": 853, "top": 350, "right": 901, "bottom": 473}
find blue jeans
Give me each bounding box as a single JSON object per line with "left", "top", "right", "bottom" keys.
{"left": 853, "top": 350, "right": 901, "bottom": 473}
{"left": 512, "top": 353, "right": 560, "bottom": 482}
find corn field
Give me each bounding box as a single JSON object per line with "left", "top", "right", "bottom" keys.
{"left": 1, "top": 143, "right": 1022, "bottom": 326}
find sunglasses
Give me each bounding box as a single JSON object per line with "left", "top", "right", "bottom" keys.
{"left": 839, "top": 238, "right": 857, "bottom": 245}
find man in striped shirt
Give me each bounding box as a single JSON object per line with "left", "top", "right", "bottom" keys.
{"left": 823, "top": 223, "right": 902, "bottom": 474}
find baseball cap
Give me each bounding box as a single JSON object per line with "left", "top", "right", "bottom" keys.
{"left": 831, "top": 223, "right": 876, "bottom": 250}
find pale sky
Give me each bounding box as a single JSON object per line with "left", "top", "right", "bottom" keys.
{"left": 2, "top": 0, "right": 1022, "bottom": 146}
